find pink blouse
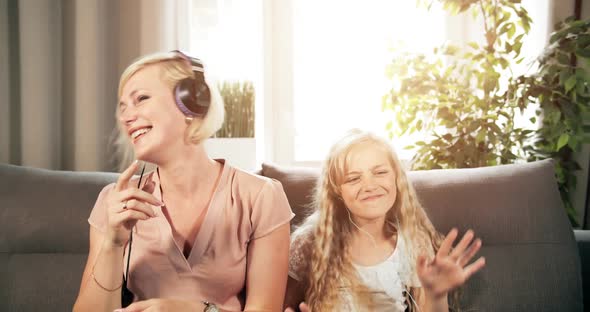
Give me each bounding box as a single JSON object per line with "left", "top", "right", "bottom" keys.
{"left": 88, "top": 160, "right": 294, "bottom": 311}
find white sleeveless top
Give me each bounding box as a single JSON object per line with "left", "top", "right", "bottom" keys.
{"left": 344, "top": 233, "right": 421, "bottom": 311}
{"left": 289, "top": 231, "right": 421, "bottom": 312}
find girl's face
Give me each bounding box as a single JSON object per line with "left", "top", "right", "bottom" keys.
{"left": 118, "top": 65, "right": 188, "bottom": 163}
{"left": 339, "top": 142, "right": 397, "bottom": 222}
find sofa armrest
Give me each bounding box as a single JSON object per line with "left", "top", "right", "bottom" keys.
{"left": 574, "top": 229, "right": 590, "bottom": 309}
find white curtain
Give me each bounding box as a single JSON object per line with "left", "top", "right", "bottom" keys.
{"left": 0, "top": 0, "right": 189, "bottom": 171}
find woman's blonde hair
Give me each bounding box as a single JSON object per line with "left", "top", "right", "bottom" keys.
{"left": 295, "top": 129, "right": 443, "bottom": 311}
{"left": 112, "top": 51, "right": 224, "bottom": 170}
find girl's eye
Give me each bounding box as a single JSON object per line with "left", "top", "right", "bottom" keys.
{"left": 376, "top": 170, "right": 388, "bottom": 175}
{"left": 346, "top": 177, "right": 360, "bottom": 183}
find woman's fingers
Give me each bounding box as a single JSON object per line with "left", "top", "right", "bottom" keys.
{"left": 450, "top": 229, "right": 474, "bottom": 259}
{"left": 120, "top": 199, "right": 157, "bottom": 217}
{"left": 118, "top": 188, "right": 163, "bottom": 207}
{"left": 113, "top": 209, "right": 152, "bottom": 225}
{"left": 115, "top": 161, "right": 139, "bottom": 191}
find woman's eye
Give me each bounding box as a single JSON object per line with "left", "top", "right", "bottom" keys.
{"left": 376, "top": 171, "right": 388, "bottom": 175}
{"left": 137, "top": 95, "right": 150, "bottom": 102}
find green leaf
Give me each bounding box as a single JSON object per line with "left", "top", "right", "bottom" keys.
{"left": 512, "top": 42, "right": 523, "bottom": 55}
{"left": 576, "top": 48, "right": 590, "bottom": 58}
{"left": 507, "top": 24, "right": 516, "bottom": 39}
{"left": 565, "top": 75, "right": 577, "bottom": 93}
{"left": 386, "top": 120, "right": 393, "bottom": 130}
{"left": 476, "top": 130, "right": 486, "bottom": 143}
{"left": 557, "top": 133, "right": 570, "bottom": 150}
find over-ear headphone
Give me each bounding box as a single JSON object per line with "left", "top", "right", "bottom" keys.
{"left": 172, "top": 50, "right": 211, "bottom": 117}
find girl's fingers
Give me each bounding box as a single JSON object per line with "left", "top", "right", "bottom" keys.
{"left": 462, "top": 257, "right": 486, "bottom": 279}
{"left": 458, "top": 238, "right": 482, "bottom": 267}
{"left": 450, "top": 229, "right": 474, "bottom": 259}
{"left": 437, "top": 228, "right": 458, "bottom": 257}
{"left": 299, "top": 302, "right": 311, "bottom": 312}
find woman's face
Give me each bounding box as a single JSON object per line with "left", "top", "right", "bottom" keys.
{"left": 339, "top": 143, "right": 397, "bottom": 222}
{"left": 118, "top": 65, "right": 187, "bottom": 162}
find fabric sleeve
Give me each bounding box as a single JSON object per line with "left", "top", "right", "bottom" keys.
{"left": 250, "top": 178, "right": 295, "bottom": 240}
{"left": 88, "top": 183, "right": 116, "bottom": 233}
{"left": 288, "top": 231, "right": 312, "bottom": 282}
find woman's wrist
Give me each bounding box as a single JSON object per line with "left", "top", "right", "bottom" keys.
{"left": 102, "top": 237, "right": 127, "bottom": 250}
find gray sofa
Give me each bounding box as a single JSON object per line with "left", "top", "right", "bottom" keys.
{"left": 1, "top": 159, "right": 588, "bottom": 311}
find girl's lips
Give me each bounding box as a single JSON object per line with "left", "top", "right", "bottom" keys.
{"left": 361, "top": 194, "right": 384, "bottom": 201}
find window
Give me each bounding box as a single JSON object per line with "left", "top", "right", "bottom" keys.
{"left": 292, "top": 1, "right": 447, "bottom": 163}
{"left": 188, "top": 0, "right": 551, "bottom": 167}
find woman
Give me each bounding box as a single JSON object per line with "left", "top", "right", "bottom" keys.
{"left": 73, "top": 51, "right": 294, "bottom": 312}
{"left": 284, "top": 129, "right": 485, "bottom": 311}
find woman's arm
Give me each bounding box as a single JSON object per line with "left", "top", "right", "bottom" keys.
{"left": 243, "top": 223, "right": 291, "bottom": 312}
{"left": 73, "top": 162, "right": 159, "bottom": 312}
{"left": 73, "top": 227, "right": 125, "bottom": 312}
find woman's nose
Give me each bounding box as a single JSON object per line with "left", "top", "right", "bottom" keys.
{"left": 119, "top": 106, "right": 138, "bottom": 125}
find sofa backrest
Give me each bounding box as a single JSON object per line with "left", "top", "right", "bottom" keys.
{"left": 262, "top": 159, "right": 583, "bottom": 311}
{"left": 0, "top": 163, "right": 118, "bottom": 312}
{"left": 0, "top": 159, "right": 583, "bottom": 311}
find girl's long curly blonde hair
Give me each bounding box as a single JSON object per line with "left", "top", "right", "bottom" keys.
{"left": 295, "top": 129, "right": 443, "bottom": 311}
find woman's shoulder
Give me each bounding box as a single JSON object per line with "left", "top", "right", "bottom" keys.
{"left": 227, "top": 164, "right": 286, "bottom": 196}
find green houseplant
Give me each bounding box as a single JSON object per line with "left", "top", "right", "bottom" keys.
{"left": 382, "top": 0, "right": 590, "bottom": 225}
{"left": 509, "top": 17, "right": 590, "bottom": 225}
{"left": 216, "top": 80, "right": 255, "bottom": 138}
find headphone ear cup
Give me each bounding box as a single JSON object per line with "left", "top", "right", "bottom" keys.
{"left": 175, "top": 76, "right": 210, "bottom": 116}
{"left": 194, "top": 75, "right": 211, "bottom": 110}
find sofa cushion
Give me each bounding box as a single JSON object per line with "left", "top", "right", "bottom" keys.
{"left": 261, "top": 163, "right": 320, "bottom": 230}
{"left": 261, "top": 159, "right": 583, "bottom": 311}
{"left": 0, "top": 163, "right": 118, "bottom": 311}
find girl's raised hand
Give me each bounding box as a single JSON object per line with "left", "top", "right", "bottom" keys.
{"left": 416, "top": 228, "right": 486, "bottom": 298}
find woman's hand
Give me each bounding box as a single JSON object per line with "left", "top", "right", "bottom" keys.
{"left": 285, "top": 302, "right": 310, "bottom": 312}
{"left": 105, "top": 161, "right": 161, "bottom": 247}
{"left": 416, "top": 228, "right": 486, "bottom": 299}
{"left": 115, "top": 299, "right": 201, "bottom": 312}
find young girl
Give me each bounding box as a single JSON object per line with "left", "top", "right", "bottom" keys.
{"left": 284, "top": 129, "right": 485, "bottom": 311}
{"left": 73, "top": 51, "right": 293, "bottom": 312}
